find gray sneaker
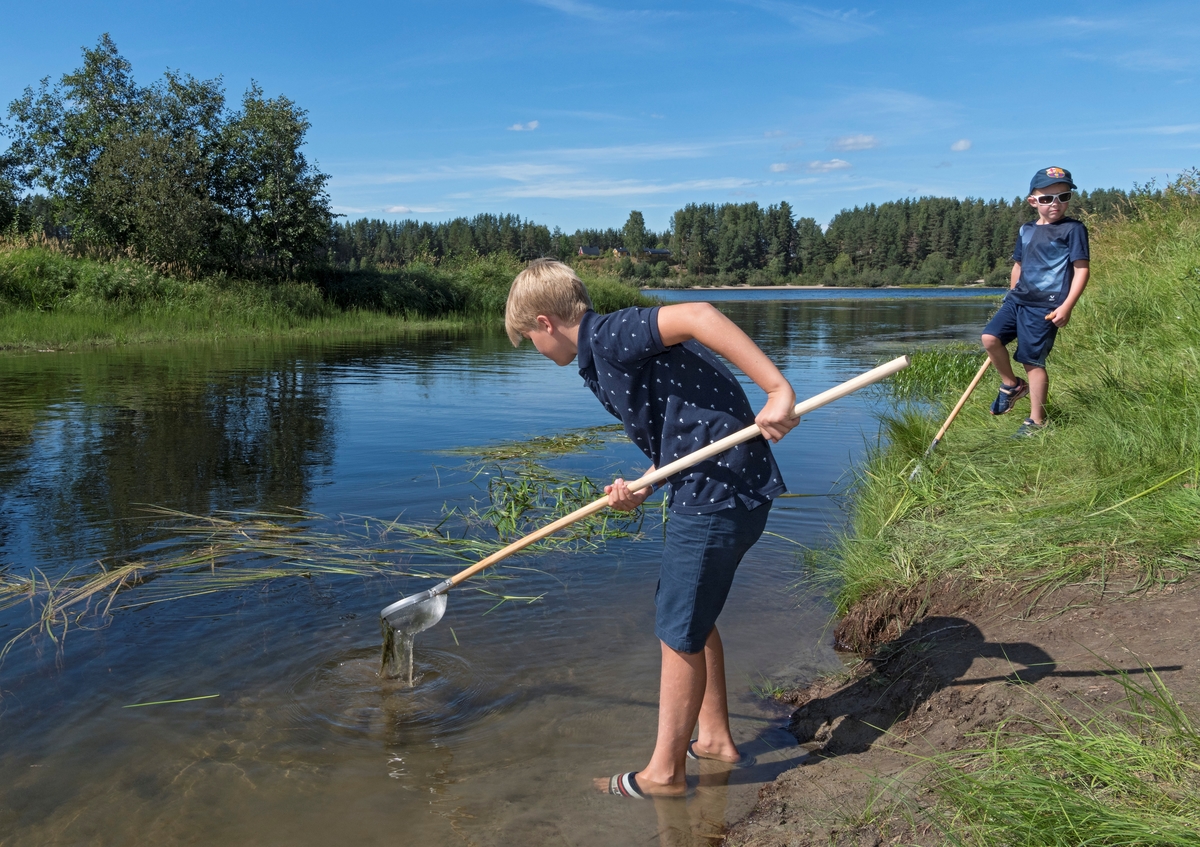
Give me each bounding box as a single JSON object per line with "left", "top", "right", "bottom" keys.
{"left": 1011, "top": 418, "right": 1046, "bottom": 438}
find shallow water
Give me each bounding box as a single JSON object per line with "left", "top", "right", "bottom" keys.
{"left": 0, "top": 294, "right": 999, "bottom": 844}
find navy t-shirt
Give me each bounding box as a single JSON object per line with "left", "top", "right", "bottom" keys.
{"left": 1010, "top": 217, "right": 1090, "bottom": 307}
{"left": 576, "top": 306, "right": 785, "bottom": 515}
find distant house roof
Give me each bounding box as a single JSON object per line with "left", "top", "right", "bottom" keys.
{"left": 578, "top": 245, "right": 601, "bottom": 256}
{"left": 613, "top": 247, "right": 629, "bottom": 256}
{"left": 644, "top": 248, "right": 672, "bottom": 257}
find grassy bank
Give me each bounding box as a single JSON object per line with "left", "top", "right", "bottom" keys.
{"left": 809, "top": 179, "right": 1200, "bottom": 846}
{"left": 0, "top": 243, "right": 652, "bottom": 350}
{"left": 827, "top": 173, "right": 1200, "bottom": 623}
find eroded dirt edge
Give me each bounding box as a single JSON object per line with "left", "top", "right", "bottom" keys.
{"left": 723, "top": 578, "right": 1200, "bottom": 847}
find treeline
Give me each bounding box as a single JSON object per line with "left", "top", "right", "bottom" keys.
{"left": 1, "top": 35, "right": 332, "bottom": 276}
{"left": 329, "top": 189, "right": 1132, "bottom": 288}
{"left": 667, "top": 190, "right": 1131, "bottom": 286}
{"left": 329, "top": 214, "right": 669, "bottom": 270}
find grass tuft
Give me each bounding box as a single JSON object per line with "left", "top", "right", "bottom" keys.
{"left": 926, "top": 669, "right": 1200, "bottom": 846}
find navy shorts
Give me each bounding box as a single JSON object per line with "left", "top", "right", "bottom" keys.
{"left": 655, "top": 499, "right": 771, "bottom": 653}
{"left": 982, "top": 296, "right": 1058, "bottom": 368}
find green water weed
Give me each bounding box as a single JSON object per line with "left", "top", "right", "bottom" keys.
{"left": 1, "top": 421, "right": 656, "bottom": 664}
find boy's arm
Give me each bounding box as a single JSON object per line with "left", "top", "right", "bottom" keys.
{"left": 1010, "top": 261, "right": 1021, "bottom": 290}
{"left": 1046, "top": 260, "right": 1089, "bottom": 328}
{"left": 656, "top": 302, "right": 798, "bottom": 442}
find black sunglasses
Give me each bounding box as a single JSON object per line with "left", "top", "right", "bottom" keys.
{"left": 1033, "top": 192, "right": 1072, "bottom": 205}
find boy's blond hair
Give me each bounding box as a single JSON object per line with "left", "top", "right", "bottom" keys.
{"left": 505, "top": 258, "right": 593, "bottom": 346}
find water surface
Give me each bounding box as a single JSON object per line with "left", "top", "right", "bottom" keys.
{"left": 647, "top": 286, "right": 1007, "bottom": 302}
{"left": 0, "top": 294, "right": 999, "bottom": 844}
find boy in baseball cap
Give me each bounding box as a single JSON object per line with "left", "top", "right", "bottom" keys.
{"left": 981, "top": 167, "right": 1090, "bottom": 435}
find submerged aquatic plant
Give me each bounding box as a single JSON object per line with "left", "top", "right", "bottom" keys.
{"left": 1, "top": 426, "right": 655, "bottom": 667}
{"left": 442, "top": 423, "right": 624, "bottom": 462}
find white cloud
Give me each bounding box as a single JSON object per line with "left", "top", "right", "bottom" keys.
{"left": 492, "top": 176, "right": 762, "bottom": 199}
{"left": 1147, "top": 123, "right": 1200, "bottom": 135}
{"left": 740, "top": 1, "right": 879, "bottom": 43}
{"left": 1116, "top": 50, "right": 1192, "bottom": 71}
{"left": 764, "top": 129, "right": 786, "bottom": 138}
{"left": 830, "top": 133, "right": 879, "bottom": 151}
{"left": 807, "top": 158, "right": 851, "bottom": 172}
{"left": 385, "top": 205, "right": 451, "bottom": 214}
{"left": 528, "top": 0, "right": 668, "bottom": 23}
{"left": 770, "top": 163, "right": 790, "bottom": 173}
{"left": 528, "top": 0, "right": 606, "bottom": 21}
{"left": 951, "top": 138, "right": 972, "bottom": 152}
{"left": 507, "top": 120, "right": 540, "bottom": 132}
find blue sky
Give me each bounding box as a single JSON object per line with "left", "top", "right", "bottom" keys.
{"left": 2, "top": 1, "right": 1197, "bottom": 231}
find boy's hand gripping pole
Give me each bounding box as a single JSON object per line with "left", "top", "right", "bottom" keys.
{"left": 381, "top": 355, "right": 910, "bottom": 628}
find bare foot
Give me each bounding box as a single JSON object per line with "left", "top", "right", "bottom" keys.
{"left": 594, "top": 771, "right": 687, "bottom": 799}
{"left": 687, "top": 740, "right": 743, "bottom": 764}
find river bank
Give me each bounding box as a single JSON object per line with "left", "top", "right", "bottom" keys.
{"left": 0, "top": 243, "right": 652, "bottom": 351}
{"left": 727, "top": 580, "right": 1200, "bottom": 846}
{"left": 723, "top": 177, "right": 1200, "bottom": 843}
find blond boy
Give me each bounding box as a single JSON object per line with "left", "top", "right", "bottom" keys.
{"left": 507, "top": 259, "right": 798, "bottom": 798}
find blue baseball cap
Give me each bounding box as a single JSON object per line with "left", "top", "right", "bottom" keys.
{"left": 1030, "top": 167, "right": 1077, "bottom": 193}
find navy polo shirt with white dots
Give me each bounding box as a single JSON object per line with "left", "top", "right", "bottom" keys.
{"left": 576, "top": 306, "right": 786, "bottom": 515}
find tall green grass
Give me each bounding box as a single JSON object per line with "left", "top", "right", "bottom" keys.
{"left": 927, "top": 671, "right": 1200, "bottom": 846}
{"left": 0, "top": 242, "right": 654, "bottom": 349}
{"left": 827, "top": 172, "right": 1200, "bottom": 612}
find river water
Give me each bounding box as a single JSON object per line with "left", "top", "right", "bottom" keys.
{"left": 0, "top": 293, "right": 998, "bottom": 845}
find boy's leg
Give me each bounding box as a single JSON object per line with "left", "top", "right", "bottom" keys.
{"left": 597, "top": 502, "right": 768, "bottom": 796}
{"left": 981, "top": 298, "right": 1022, "bottom": 388}
{"left": 1024, "top": 365, "right": 1048, "bottom": 424}
{"left": 982, "top": 333, "right": 1019, "bottom": 386}
{"left": 639, "top": 639, "right": 710, "bottom": 792}
{"left": 592, "top": 635, "right": 708, "bottom": 795}
{"left": 634, "top": 627, "right": 738, "bottom": 791}
{"left": 693, "top": 627, "right": 739, "bottom": 760}
{"left": 1009, "top": 301, "right": 1057, "bottom": 426}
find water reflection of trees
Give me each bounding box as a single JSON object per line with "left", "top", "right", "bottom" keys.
{"left": 0, "top": 345, "right": 336, "bottom": 569}
{"left": 0, "top": 326, "right": 536, "bottom": 572}
{"left": 717, "top": 299, "right": 997, "bottom": 363}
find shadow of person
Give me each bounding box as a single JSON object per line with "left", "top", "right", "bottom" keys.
{"left": 788, "top": 616, "right": 1055, "bottom": 758}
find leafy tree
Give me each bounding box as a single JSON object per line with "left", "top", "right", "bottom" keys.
{"left": 623, "top": 210, "right": 647, "bottom": 257}
{"left": 0, "top": 150, "right": 20, "bottom": 231}
{"left": 2, "top": 35, "right": 331, "bottom": 275}
{"left": 216, "top": 84, "right": 332, "bottom": 275}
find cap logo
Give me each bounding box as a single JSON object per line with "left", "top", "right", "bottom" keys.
{"left": 1045, "top": 167, "right": 1066, "bottom": 179}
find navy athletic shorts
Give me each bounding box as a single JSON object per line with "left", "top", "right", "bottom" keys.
{"left": 655, "top": 499, "right": 771, "bottom": 653}
{"left": 982, "top": 296, "right": 1059, "bottom": 368}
